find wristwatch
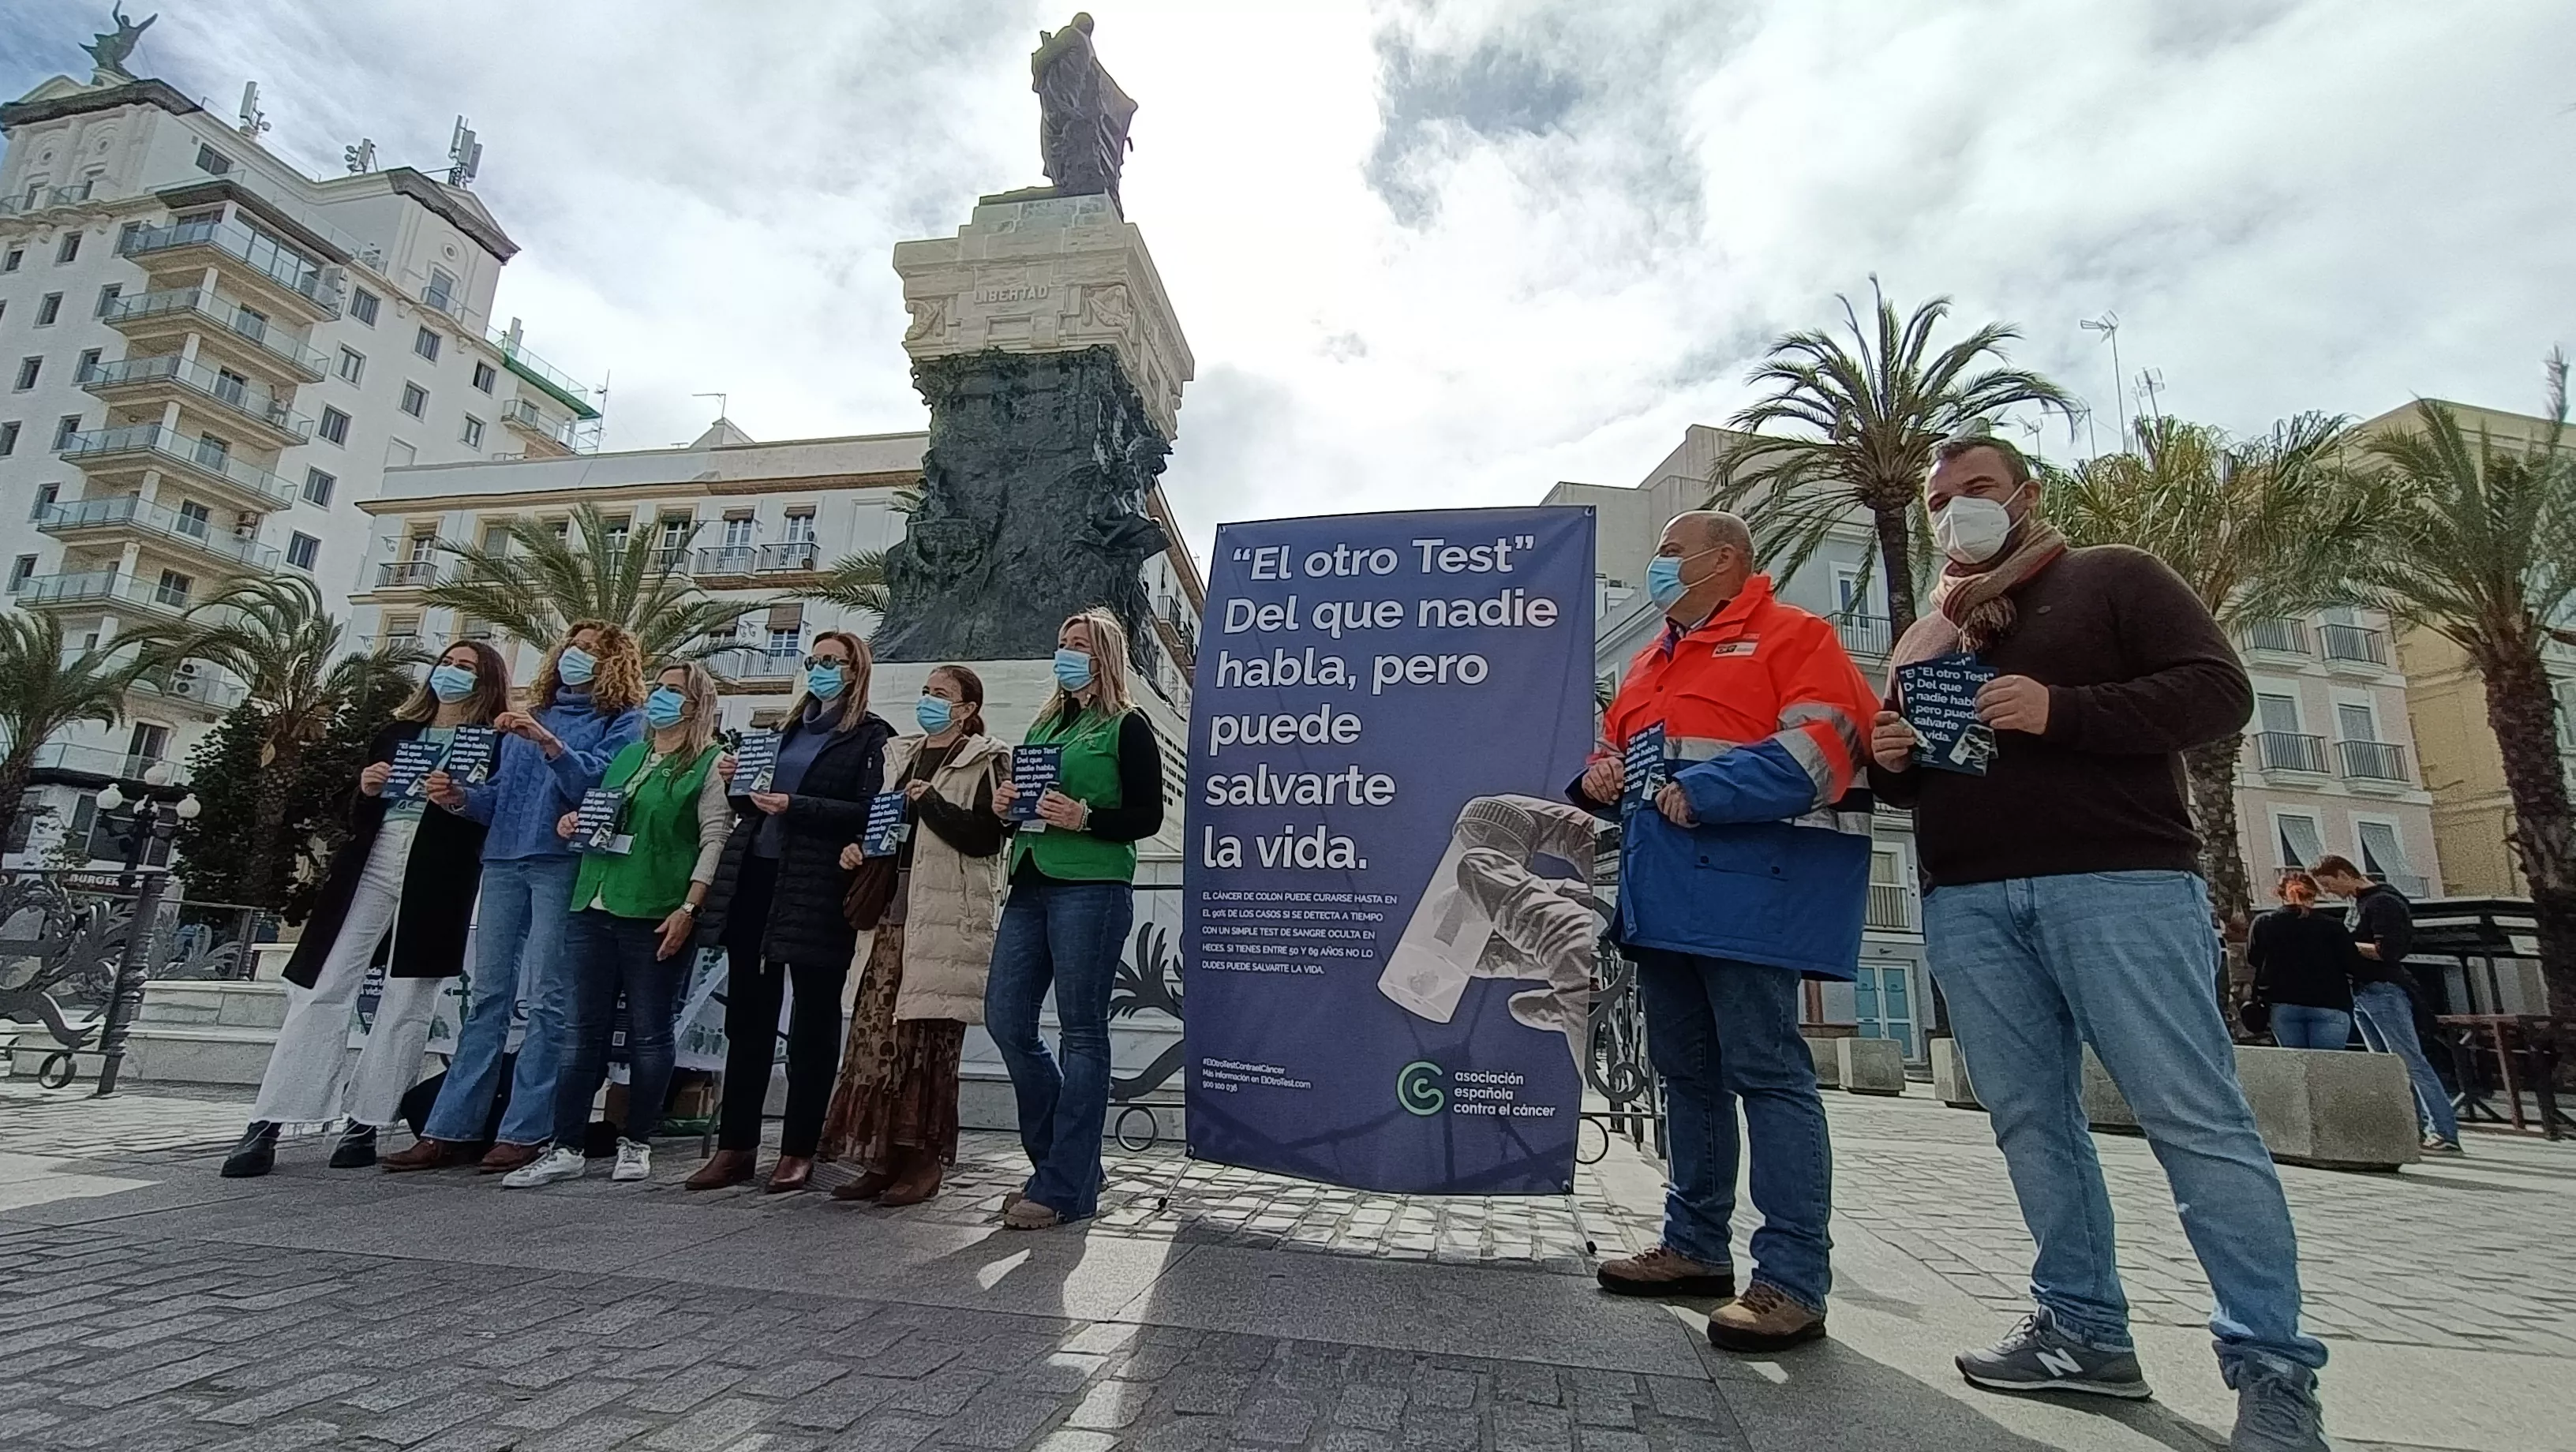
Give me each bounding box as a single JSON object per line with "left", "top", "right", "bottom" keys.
{"left": 677, "top": 902, "right": 698, "bottom": 916}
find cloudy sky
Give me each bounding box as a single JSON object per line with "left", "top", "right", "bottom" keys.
{"left": 5, "top": 2, "right": 2571, "bottom": 563}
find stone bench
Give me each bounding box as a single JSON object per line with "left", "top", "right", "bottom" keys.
{"left": 1930, "top": 1036, "right": 1981, "bottom": 1109}
{"left": 1836, "top": 1036, "right": 1906, "bottom": 1095}
{"left": 2082, "top": 1043, "right": 2419, "bottom": 1170}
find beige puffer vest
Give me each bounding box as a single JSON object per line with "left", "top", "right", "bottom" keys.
{"left": 882, "top": 732, "right": 1010, "bottom": 1024}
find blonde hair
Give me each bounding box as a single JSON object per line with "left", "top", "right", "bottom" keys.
{"left": 530, "top": 619, "right": 646, "bottom": 716}
{"left": 397, "top": 638, "right": 510, "bottom": 724}
{"left": 1038, "top": 606, "right": 1136, "bottom": 727}
{"left": 649, "top": 660, "right": 721, "bottom": 758}
{"left": 783, "top": 630, "right": 874, "bottom": 733}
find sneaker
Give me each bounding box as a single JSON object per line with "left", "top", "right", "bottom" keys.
{"left": 2227, "top": 1354, "right": 2329, "bottom": 1451}
{"left": 1595, "top": 1244, "right": 1735, "bottom": 1299}
{"left": 612, "top": 1139, "right": 651, "bottom": 1183}
{"left": 1956, "top": 1309, "right": 2151, "bottom": 1399}
{"left": 328, "top": 1123, "right": 377, "bottom": 1169}
{"left": 2421, "top": 1136, "right": 2463, "bottom": 1155}
{"left": 1707, "top": 1282, "right": 1827, "bottom": 1354}
{"left": 219, "top": 1121, "right": 279, "bottom": 1179}
{"left": 1003, "top": 1198, "right": 1063, "bottom": 1230}
{"left": 501, "top": 1145, "right": 590, "bottom": 1189}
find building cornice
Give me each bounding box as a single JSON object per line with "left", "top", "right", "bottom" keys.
{"left": 0, "top": 77, "right": 200, "bottom": 129}
{"left": 380, "top": 167, "right": 518, "bottom": 263}
{"left": 359, "top": 470, "right": 923, "bottom": 516}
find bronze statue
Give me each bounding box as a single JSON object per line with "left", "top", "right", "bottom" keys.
{"left": 85, "top": 6, "right": 155, "bottom": 79}
{"left": 1031, "top": 13, "right": 1136, "bottom": 210}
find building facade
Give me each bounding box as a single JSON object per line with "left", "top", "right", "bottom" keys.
{"left": 0, "top": 65, "right": 598, "bottom": 866}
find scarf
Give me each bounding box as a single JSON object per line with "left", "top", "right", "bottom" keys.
{"left": 1889, "top": 520, "right": 2069, "bottom": 668}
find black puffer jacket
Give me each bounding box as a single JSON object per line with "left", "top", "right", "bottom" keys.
{"left": 696, "top": 710, "right": 893, "bottom": 969}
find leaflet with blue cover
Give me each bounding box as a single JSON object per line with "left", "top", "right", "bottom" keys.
{"left": 384, "top": 737, "right": 444, "bottom": 801}
{"left": 445, "top": 724, "right": 498, "bottom": 785}
{"left": 1009, "top": 745, "right": 1062, "bottom": 830}
{"left": 1619, "top": 723, "right": 1668, "bottom": 816}
{"left": 860, "top": 791, "right": 909, "bottom": 858}
{"left": 573, "top": 787, "right": 629, "bottom": 853}
{"left": 728, "top": 728, "right": 781, "bottom": 795}
{"left": 1895, "top": 651, "right": 2000, "bottom": 776}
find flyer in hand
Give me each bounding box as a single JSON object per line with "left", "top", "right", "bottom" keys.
{"left": 860, "top": 791, "right": 909, "bottom": 858}
{"left": 573, "top": 787, "right": 629, "bottom": 852}
{"left": 729, "top": 728, "right": 781, "bottom": 795}
{"left": 445, "top": 724, "right": 499, "bottom": 785}
{"left": 1895, "top": 651, "right": 2001, "bottom": 776}
{"left": 384, "top": 737, "right": 444, "bottom": 801}
{"left": 1008, "top": 744, "right": 1063, "bottom": 829}
{"left": 1619, "top": 723, "right": 1668, "bottom": 817}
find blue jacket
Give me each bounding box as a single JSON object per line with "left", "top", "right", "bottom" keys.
{"left": 455, "top": 693, "right": 646, "bottom": 862}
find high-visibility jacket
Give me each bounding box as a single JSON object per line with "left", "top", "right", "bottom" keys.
{"left": 1578, "top": 575, "right": 1878, "bottom": 979}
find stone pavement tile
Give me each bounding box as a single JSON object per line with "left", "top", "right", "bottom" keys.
{"left": 1494, "top": 1402, "right": 1576, "bottom": 1452}
{"left": 1011, "top": 1349, "right": 1110, "bottom": 1396}
{"left": 495, "top": 1378, "right": 639, "bottom": 1431}
{"left": 1232, "top": 1392, "right": 1320, "bottom": 1445}
{"left": 58, "top": 1350, "right": 247, "bottom": 1408}
{"left": 200, "top": 1368, "right": 373, "bottom": 1424}
{"left": 1575, "top": 1431, "right": 1649, "bottom": 1452}
{"left": 1168, "top": 1368, "right": 1257, "bottom": 1415}
{"left": 197, "top": 1416, "right": 344, "bottom": 1452}
{"left": 1060, "top": 1320, "right": 1140, "bottom": 1355}
{"left": 530, "top": 1417, "right": 655, "bottom": 1452}
{"left": 0, "top": 1407, "right": 64, "bottom": 1439}
{"left": 723, "top": 1355, "right": 855, "bottom": 1399}
{"left": 1064, "top": 1377, "right": 1158, "bottom": 1430}
{"left": 637, "top": 1394, "right": 777, "bottom": 1452}
{"left": 1396, "top": 1406, "right": 1482, "bottom": 1452}
{"left": 1335, "top": 1381, "right": 1407, "bottom": 1430}
{"left": 622, "top": 1365, "right": 749, "bottom": 1414}
{"left": 350, "top": 1390, "right": 512, "bottom": 1448}
{"left": 1411, "top": 1367, "right": 1480, "bottom": 1411}
{"left": 941, "top": 1392, "right": 1073, "bottom": 1448}
{"left": 39, "top": 1394, "right": 219, "bottom": 1449}
{"left": 767, "top": 1374, "right": 907, "bottom": 1431}
{"left": 830, "top": 1413, "right": 945, "bottom": 1452}
{"left": 883, "top": 1364, "right": 994, "bottom": 1416}
{"left": 1034, "top": 1431, "right": 1123, "bottom": 1452}
{"left": 853, "top": 1336, "right": 968, "bottom": 1379}
{"left": 1642, "top": 1375, "right": 1715, "bottom": 1422}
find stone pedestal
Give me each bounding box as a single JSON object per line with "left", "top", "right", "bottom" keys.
{"left": 1930, "top": 1035, "right": 1982, "bottom": 1110}
{"left": 1804, "top": 1036, "right": 1841, "bottom": 1088}
{"left": 2082, "top": 1042, "right": 2421, "bottom": 1170}
{"left": 1837, "top": 1037, "right": 1907, "bottom": 1096}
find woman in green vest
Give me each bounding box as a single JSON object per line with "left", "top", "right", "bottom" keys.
{"left": 984, "top": 608, "right": 1166, "bottom": 1229}
{"left": 506, "top": 661, "right": 731, "bottom": 1189}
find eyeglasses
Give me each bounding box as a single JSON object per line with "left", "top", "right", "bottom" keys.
{"left": 801, "top": 655, "right": 850, "bottom": 670}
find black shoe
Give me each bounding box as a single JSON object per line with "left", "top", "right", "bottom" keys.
{"left": 328, "top": 1124, "right": 378, "bottom": 1169}
{"left": 221, "top": 1121, "right": 279, "bottom": 1178}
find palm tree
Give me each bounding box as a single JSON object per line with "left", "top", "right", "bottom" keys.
{"left": 1711, "top": 280, "right": 2077, "bottom": 636}
{"left": 178, "top": 576, "right": 421, "bottom": 908}
{"left": 2357, "top": 355, "right": 2576, "bottom": 1015}
{"left": 421, "top": 503, "right": 754, "bottom": 664}
{"left": 2049, "top": 412, "right": 2384, "bottom": 1002}
{"left": 793, "top": 548, "right": 889, "bottom": 627}
{"left": 0, "top": 611, "right": 168, "bottom": 859}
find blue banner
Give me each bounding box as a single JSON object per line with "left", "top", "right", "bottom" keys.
{"left": 1182, "top": 506, "right": 1598, "bottom": 1195}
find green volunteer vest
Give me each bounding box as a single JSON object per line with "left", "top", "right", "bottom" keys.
{"left": 1009, "top": 705, "right": 1139, "bottom": 884}
{"left": 571, "top": 741, "right": 722, "bottom": 919}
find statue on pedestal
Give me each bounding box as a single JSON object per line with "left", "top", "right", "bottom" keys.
{"left": 85, "top": 6, "right": 155, "bottom": 82}
{"left": 1032, "top": 13, "right": 1136, "bottom": 211}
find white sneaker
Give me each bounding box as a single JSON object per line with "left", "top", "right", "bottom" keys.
{"left": 501, "top": 1145, "right": 589, "bottom": 1188}
{"left": 612, "top": 1138, "right": 651, "bottom": 1182}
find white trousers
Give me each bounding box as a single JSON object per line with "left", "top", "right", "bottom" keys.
{"left": 249, "top": 817, "right": 446, "bottom": 1128}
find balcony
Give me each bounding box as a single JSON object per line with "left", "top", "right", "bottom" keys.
{"left": 375, "top": 559, "right": 442, "bottom": 591}
{"left": 499, "top": 396, "right": 578, "bottom": 458}
{"left": 487, "top": 327, "right": 604, "bottom": 420}
{"left": 1834, "top": 613, "right": 1892, "bottom": 658}
{"left": 135, "top": 668, "right": 249, "bottom": 714}
{"left": 1865, "top": 881, "right": 1917, "bottom": 933}
{"left": 0, "top": 179, "right": 122, "bottom": 219}
{"left": 2337, "top": 739, "right": 2412, "bottom": 784}
{"left": 695, "top": 541, "right": 821, "bottom": 576}
{"left": 2243, "top": 618, "right": 2312, "bottom": 655}
{"left": 759, "top": 541, "right": 820, "bottom": 574}
{"left": 103, "top": 287, "right": 329, "bottom": 383}
{"left": 121, "top": 216, "right": 342, "bottom": 320}
{"left": 2255, "top": 731, "right": 2329, "bottom": 774}
{"left": 2320, "top": 623, "right": 2390, "bottom": 669}
{"left": 36, "top": 496, "right": 280, "bottom": 573}
{"left": 61, "top": 424, "right": 295, "bottom": 511}
{"left": 24, "top": 742, "right": 167, "bottom": 779}
{"left": 80, "top": 354, "right": 313, "bottom": 447}
{"left": 10, "top": 570, "right": 197, "bottom": 622}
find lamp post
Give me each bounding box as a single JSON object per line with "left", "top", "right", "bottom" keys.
{"left": 89, "top": 765, "right": 198, "bottom": 1097}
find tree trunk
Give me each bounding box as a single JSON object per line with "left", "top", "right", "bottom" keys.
{"left": 1874, "top": 503, "right": 1919, "bottom": 640}
{"left": 0, "top": 746, "right": 34, "bottom": 865}
{"left": 2184, "top": 734, "right": 2256, "bottom": 1014}
{"left": 242, "top": 736, "right": 296, "bottom": 910}
{"left": 2478, "top": 636, "right": 2576, "bottom": 1017}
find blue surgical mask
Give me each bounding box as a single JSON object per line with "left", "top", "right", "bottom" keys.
{"left": 915, "top": 694, "right": 953, "bottom": 733}
{"left": 645, "top": 686, "right": 687, "bottom": 729}
{"left": 1053, "top": 648, "right": 1095, "bottom": 691}
{"left": 805, "top": 663, "right": 845, "bottom": 700}
{"left": 556, "top": 645, "right": 596, "bottom": 687}
{"left": 429, "top": 663, "right": 476, "bottom": 702}
{"left": 1644, "top": 555, "right": 1687, "bottom": 607}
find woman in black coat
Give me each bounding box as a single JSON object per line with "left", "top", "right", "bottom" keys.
{"left": 687, "top": 630, "right": 893, "bottom": 1192}
{"left": 222, "top": 640, "right": 510, "bottom": 1177}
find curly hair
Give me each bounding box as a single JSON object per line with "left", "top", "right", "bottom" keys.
{"left": 529, "top": 619, "right": 645, "bottom": 716}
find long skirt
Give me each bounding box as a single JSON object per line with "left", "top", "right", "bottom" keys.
{"left": 817, "top": 924, "right": 965, "bottom": 1169}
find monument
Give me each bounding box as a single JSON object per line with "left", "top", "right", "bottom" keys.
{"left": 873, "top": 14, "right": 1193, "bottom": 672}
{"left": 84, "top": 7, "right": 155, "bottom": 84}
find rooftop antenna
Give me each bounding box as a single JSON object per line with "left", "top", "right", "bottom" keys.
{"left": 236, "top": 81, "right": 269, "bottom": 140}
{"left": 446, "top": 116, "right": 481, "bottom": 188}
{"left": 2134, "top": 368, "right": 2166, "bottom": 423}
{"left": 2079, "top": 312, "right": 2126, "bottom": 451}
{"left": 693, "top": 391, "right": 728, "bottom": 422}
{"left": 342, "top": 137, "right": 376, "bottom": 174}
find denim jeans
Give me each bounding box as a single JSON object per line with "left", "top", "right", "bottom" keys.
{"left": 984, "top": 876, "right": 1131, "bottom": 1220}
{"left": 1632, "top": 949, "right": 1833, "bottom": 1311}
{"left": 2352, "top": 981, "right": 2460, "bottom": 1142}
{"left": 2270, "top": 1005, "right": 2352, "bottom": 1051}
{"left": 552, "top": 909, "right": 688, "bottom": 1146}
{"left": 1924, "top": 870, "right": 2327, "bottom": 1375}
{"left": 423, "top": 855, "right": 580, "bottom": 1146}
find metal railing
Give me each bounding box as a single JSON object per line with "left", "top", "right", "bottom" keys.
{"left": 487, "top": 326, "right": 602, "bottom": 415}
{"left": 2243, "top": 618, "right": 2311, "bottom": 654}
{"left": 121, "top": 216, "right": 342, "bottom": 314}
{"left": 375, "top": 559, "right": 440, "bottom": 589}
{"left": 2320, "top": 623, "right": 2390, "bottom": 667}
{"left": 2255, "top": 731, "right": 2329, "bottom": 773}
{"left": 102, "top": 287, "right": 331, "bottom": 377}
{"left": 35, "top": 496, "right": 281, "bottom": 571}
{"left": 1865, "top": 880, "right": 1916, "bottom": 932}
{"left": 9, "top": 570, "right": 194, "bottom": 616}
{"left": 2337, "top": 739, "right": 2410, "bottom": 783}
{"left": 61, "top": 424, "right": 296, "bottom": 508}
{"left": 79, "top": 354, "right": 313, "bottom": 440}
{"left": 1835, "top": 613, "right": 1892, "bottom": 657}
{"left": 695, "top": 545, "right": 758, "bottom": 575}
{"left": 759, "top": 541, "right": 820, "bottom": 572}
{"left": 0, "top": 179, "right": 117, "bottom": 217}
{"left": 23, "top": 743, "right": 159, "bottom": 776}
{"left": 137, "top": 670, "right": 249, "bottom": 712}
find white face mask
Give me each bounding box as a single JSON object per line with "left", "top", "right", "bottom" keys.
{"left": 1933, "top": 485, "right": 2027, "bottom": 565}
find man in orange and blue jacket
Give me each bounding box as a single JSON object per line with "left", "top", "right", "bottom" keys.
{"left": 1570, "top": 511, "right": 1878, "bottom": 1355}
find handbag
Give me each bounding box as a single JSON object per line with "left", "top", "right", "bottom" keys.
{"left": 844, "top": 854, "right": 897, "bottom": 930}
{"left": 2237, "top": 996, "right": 2271, "bottom": 1038}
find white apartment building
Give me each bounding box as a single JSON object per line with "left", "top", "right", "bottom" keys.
{"left": 0, "top": 65, "right": 601, "bottom": 866}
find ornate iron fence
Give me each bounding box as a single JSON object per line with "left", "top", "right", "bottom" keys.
{"left": 0, "top": 870, "right": 274, "bottom": 1089}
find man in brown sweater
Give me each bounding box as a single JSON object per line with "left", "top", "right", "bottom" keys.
{"left": 1870, "top": 435, "right": 2328, "bottom": 1452}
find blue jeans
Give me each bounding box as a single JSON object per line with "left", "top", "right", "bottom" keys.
{"left": 423, "top": 855, "right": 579, "bottom": 1146}
{"left": 984, "top": 876, "right": 1131, "bottom": 1220}
{"left": 2352, "top": 981, "right": 2459, "bottom": 1143}
{"left": 1634, "top": 949, "right": 1833, "bottom": 1312}
{"left": 2270, "top": 1005, "right": 2351, "bottom": 1051}
{"left": 1924, "top": 870, "right": 2326, "bottom": 1375}
{"left": 552, "top": 909, "right": 688, "bottom": 1146}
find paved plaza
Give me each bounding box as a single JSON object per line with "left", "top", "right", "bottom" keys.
{"left": 0, "top": 1083, "right": 2563, "bottom": 1452}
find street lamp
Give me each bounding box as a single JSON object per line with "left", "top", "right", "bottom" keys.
{"left": 88, "top": 765, "right": 198, "bottom": 1098}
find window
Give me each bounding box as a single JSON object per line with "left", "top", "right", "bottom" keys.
{"left": 116, "top": 220, "right": 141, "bottom": 253}
{"left": 784, "top": 510, "right": 816, "bottom": 543}
{"left": 176, "top": 500, "right": 211, "bottom": 537}
{"left": 128, "top": 723, "right": 169, "bottom": 765}
{"left": 1, "top": 246, "right": 21, "bottom": 271}
{"left": 286, "top": 532, "right": 319, "bottom": 571}
{"left": 301, "top": 466, "right": 335, "bottom": 505}
{"left": 2334, "top": 700, "right": 2378, "bottom": 743}
{"left": 399, "top": 382, "right": 428, "bottom": 417}
{"left": 13, "top": 357, "right": 39, "bottom": 391}
{"left": 35, "top": 293, "right": 61, "bottom": 326}
{"left": 51, "top": 414, "right": 80, "bottom": 450}
{"left": 336, "top": 347, "right": 365, "bottom": 384}
{"left": 318, "top": 407, "right": 350, "bottom": 445}
{"left": 153, "top": 568, "right": 192, "bottom": 608}
{"left": 722, "top": 516, "right": 755, "bottom": 548}
{"left": 75, "top": 349, "right": 99, "bottom": 381}
{"left": 425, "top": 268, "right": 458, "bottom": 312}
{"left": 2255, "top": 691, "right": 2301, "bottom": 735}
{"left": 349, "top": 288, "right": 380, "bottom": 326}
{"left": 2355, "top": 821, "right": 2417, "bottom": 893}
{"left": 195, "top": 143, "right": 231, "bottom": 175}
{"left": 2275, "top": 812, "right": 2326, "bottom": 871}
{"left": 7, "top": 555, "right": 33, "bottom": 590}
{"left": 460, "top": 415, "right": 484, "bottom": 448}
{"left": 471, "top": 361, "right": 496, "bottom": 393}
{"left": 767, "top": 627, "right": 801, "bottom": 661}
{"left": 0, "top": 422, "right": 16, "bottom": 456}
{"left": 93, "top": 283, "right": 119, "bottom": 317}
{"left": 54, "top": 232, "right": 79, "bottom": 264}
{"left": 35, "top": 482, "right": 57, "bottom": 513}
{"left": 195, "top": 432, "right": 230, "bottom": 470}
{"left": 414, "top": 327, "right": 441, "bottom": 362}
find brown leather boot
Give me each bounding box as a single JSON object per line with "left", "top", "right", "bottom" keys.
{"left": 766, "top": 1154, "right": 814, "bottom": 1193}
{"left": 380, "top": 1137, "right": 469, "bottom": 1173}
{"left": 876, "top": 1149, "right": 944, "bottom": 1207}
{"left": 684, "top": 1148, "right": 757, "bottom": 1191}
{"left": 831, "top": 1166, "right": 897, "bottom": 1203}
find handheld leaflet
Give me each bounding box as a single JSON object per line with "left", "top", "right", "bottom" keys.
{"left": 384, "top": 737, "right": 444, "bottom": 801}
{"left": 573, "top": 787, "right": 631, "bottom": 854}
{"left": 729, "top": 728, "right": 781, "bottom": 795}
{"left": 1894, "top": 651, "right": 2001, "bottom": 776}
{"left": 859, "top": 791, "right": 909, "bottom": 858}
{"left": 1008, "top": 745, "right": 1063, "bottom": 831}
{"left": 445, "top": 724, "right": 499, "bottom": 786}
{"left": 1619, "top": 723, "right": 1669, "bottom": 817}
